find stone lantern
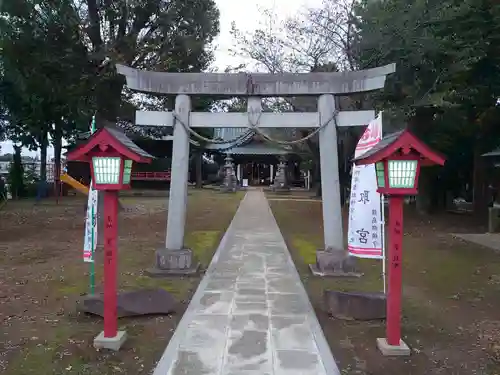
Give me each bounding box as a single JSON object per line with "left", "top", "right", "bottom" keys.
{"left": 220, "top": 153, "right": 237, "bottom": 192}
{"left": 271, "top": 156, "right": 290, "bottom": 193}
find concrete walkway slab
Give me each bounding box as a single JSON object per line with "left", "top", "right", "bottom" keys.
{"left": 452, "top": 232, "right": 500, "bottom": 252}
{"left": 152, "top": 190, "right": 340, "bottom": 375}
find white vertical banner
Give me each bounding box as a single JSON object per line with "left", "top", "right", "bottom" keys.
{"left": 83, "top": 186, "right": 98, "bottom": 262}
{"left": 347, "top": 113, "right": 384, "bottom": 259}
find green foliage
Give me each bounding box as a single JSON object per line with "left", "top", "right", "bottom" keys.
{"left": 0, "top": 0, "right": 220, "bottom": 172}
{"left": 0, "top": 0, "right": 95, "bottom": 169}
{"left": 354, "top": 0, "right": 500, "bottom": 130}
{"left": 23, "top": 164, "right": 39, "bottom": 185}
{"left": 230, "top": 0, "right": 500, "bottom": 205}
{"left": 354, "top": 0, "right": 445, "bottom": 102}
{"left": 352, "top": 0, "right": 500, "bottom": 205}
{"left": 7, "top": 146, "right": 25, "bottom": 199}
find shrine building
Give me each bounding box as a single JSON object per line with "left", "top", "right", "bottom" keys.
{"left": 207, "top": 127, "right": 304, "bottom": 186}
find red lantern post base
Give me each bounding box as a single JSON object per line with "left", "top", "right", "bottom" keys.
{"left": 376, "top": 337, "right": 410, "bottom": 356}
{"left": 94, "top": 330, "right": 128, "bottom": 351}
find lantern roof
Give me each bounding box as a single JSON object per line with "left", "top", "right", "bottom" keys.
{"left": 482, "top": 146, "right": 500, "bottom": 158}
{"left": 66, "top": 126, "right": 154, "bottom": 163}
{"left": 353, "top": 129, "right": 445, "bottom": 167}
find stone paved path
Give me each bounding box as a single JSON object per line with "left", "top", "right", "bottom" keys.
{"left": 452, "top": 232, "right": 500, "bottom": 252}
{"left": 153, "top": 190, "right": 340, "bottom": 375}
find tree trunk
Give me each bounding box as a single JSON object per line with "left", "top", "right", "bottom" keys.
{"left": 53, "top": 123, "right": 63, "bottom": 200}
{"left": 10, "top": 145, "right": 25, "bottom": 199}
{"left": 39, "top": 128, "right": 48, "bottom": 182}
{"left": 314, "top": 160, "right": 322, "bottom": 197}
{"left": 473, "top": 137, "right": 488, "bottom": 216}
{"left": 305, "top": 138, "right": 322, "bottom": 197}
{"left": 416, "top": 168, "right": 432, "bottom": 214}
{"left": 195, "top": 151, "right": 203, "bottom": 188}
{"left": 96, "top": 75, "right": 126, "bottom": 121}
{"left": 339, "top": 131, "right": 358, "bottom": 206}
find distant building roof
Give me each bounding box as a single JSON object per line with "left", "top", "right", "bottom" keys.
{"left": 0, "top": 154, "right": 38, "bottom": 162}
{"left": 75, "top": 118, "right": 201, "bottom": 146}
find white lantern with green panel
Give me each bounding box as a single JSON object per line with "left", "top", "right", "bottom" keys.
{"left": 91, "top": 156, "right": 134, "bottom": 190}
{"left": 375, "top": 158, "right": 420, "bottom": 195}
{"left": 388, "top": 160, "right": 418, "bottom": 189}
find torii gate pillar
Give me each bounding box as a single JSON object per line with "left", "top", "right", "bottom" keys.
{"left": 147, "top": 95, "right": 201, "bottom": 276}
{"left": 318, "top": 95, "right": 344, "bottom": 248}
{"left": 311, "top": 94, "right": 360, "bottom": 276}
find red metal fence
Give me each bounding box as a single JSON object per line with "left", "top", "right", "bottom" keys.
{"left": 131, "top": 171, "right": 171, "bottom": 181}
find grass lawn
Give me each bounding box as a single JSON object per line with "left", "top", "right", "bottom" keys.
{"left": 269, "top": 196, "right": 500, "bottom": 375}
{"left": 0, "top": 189, "right": 243, "bottom": 375}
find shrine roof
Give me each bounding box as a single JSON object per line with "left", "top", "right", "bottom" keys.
{"left": 224, "top": 143, "right": 290, "bottom": 155}
{"left": 206, "top": 127, "right": 292, "bottom": 155}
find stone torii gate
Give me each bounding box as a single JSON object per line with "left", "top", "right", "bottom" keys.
{"left": 117, "top": 63, "right": 395, "bottom": 276}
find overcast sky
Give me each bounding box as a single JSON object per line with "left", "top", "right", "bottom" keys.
{"left": 0, "top": 0, "right": 321, "bottom": 157}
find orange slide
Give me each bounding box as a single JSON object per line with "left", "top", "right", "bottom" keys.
{"left": 60, "top": 173, "right": 89, "bottom": 195}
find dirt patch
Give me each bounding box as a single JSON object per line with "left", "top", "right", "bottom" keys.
{"left": 0, "top": 189, "right": 243, "bottom": 375}
{"left": 270, "top": 200, "right": 500, "bottom": 375}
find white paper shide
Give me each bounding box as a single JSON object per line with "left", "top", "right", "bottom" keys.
{"left": 83, "top": 186, "right": 98, "bottom": 262}
{"left": 347, "top": 114, "right": 384, "bottom": 259}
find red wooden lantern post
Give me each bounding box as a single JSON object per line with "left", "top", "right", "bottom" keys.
{"left": 353, "top": 129, "right": 445, "bottom": 356}
{"left": 67, "top": 127, "right": 152, "bottom": 350}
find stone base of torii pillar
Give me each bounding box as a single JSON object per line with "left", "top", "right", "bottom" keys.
{"left": 147, "top": 248, "right": 201, "bottom": 277}
{"left": 309, "top": 251, "right": 362, "bottom": 277}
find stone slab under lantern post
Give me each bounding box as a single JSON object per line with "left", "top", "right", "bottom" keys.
{"left": 117, "top": 63, "right": 396, "bottom": 277}
{"left": 353, "top": 129, "right": 445, "bottom": 356}
{"left": 66, "top": 127, "right": 153, "bottom": 351}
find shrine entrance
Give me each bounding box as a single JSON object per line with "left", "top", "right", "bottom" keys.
{"left": 117, "top": 63, "right": 395, "bottom": 276}
{"left": 243, "top": 162, "right": 272, "bottom": 186}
